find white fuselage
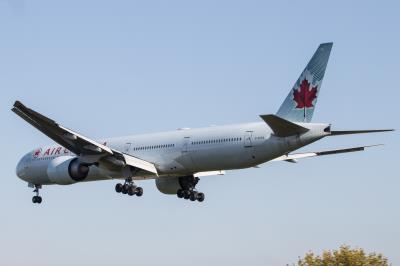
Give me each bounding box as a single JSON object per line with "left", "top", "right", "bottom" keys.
{"left": 16, "top": 121, "right": 329, "bottom": 185}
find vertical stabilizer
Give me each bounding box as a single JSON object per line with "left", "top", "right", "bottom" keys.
{"left": 276, "top": 43, "right": 333, "bottom": 122}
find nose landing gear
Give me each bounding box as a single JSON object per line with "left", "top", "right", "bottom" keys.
{"left": 115, "top": 178, "right": 143, "bottom": 197}
{"left": 32, "top": 185, "right": 42, "bottom": 204}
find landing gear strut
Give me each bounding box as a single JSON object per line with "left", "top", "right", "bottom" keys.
{"left": 32, "top": 185, "right": 42, "bottom": 204}
{"left": 115, "top": 178, "right": 143, "bottom": 197}
{"left": 176, "top": 176, "right": 205, "bottom": 202}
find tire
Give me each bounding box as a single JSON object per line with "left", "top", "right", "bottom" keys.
{"left": 183, "top": 190, "right": 191, "bottom": 200}
{"left": 177, "top": 189, "right": 183, "bottom": 198}
{"left": 189, "top": 192, "right": 196, "bottom": 201}
{"left": 128, "top": 186, "right": 136, "bottom": 196}
{"left": 196, "top": 193, "right": 205, "bottom": 202}
{"left": 32, "top": 196, "right": 37, "bottom": 203}
{"left": 115, "top": 183, "right": 123, "bottom": 193}
{"left": 37, "top": 196, "right": 42, "bottom": 204}
{"left": 135, "top": 187, "right": 143, "bottom": 197}
{"left": 122, "top": 184, "right": 129, "bottom": 194}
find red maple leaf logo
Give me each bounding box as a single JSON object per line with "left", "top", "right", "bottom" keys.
{"left": 293, "top": 79, "right": 318, "bottom": 109}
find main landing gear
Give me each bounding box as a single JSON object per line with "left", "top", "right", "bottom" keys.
{"left": 115, "top": 178, "right": 143, "bottom": 197}
{"left": 176, "top": 176, "right": 205, "bottom": 202}
{"left": 32, "top": 185, "right": 42, "bottom": 204}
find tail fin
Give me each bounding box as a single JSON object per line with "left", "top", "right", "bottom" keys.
{"left": 276, "top": 43, "right": 333, "bottom": 123}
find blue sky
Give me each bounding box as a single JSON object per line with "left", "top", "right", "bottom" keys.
{"left": 0, "top": 0, "right": 399, "bottom": 265}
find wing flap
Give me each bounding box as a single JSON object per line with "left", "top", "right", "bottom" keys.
{"left": 194, "top": 170, "right": 225, "bottom": 177}
{"left": 121, "top": 153, "right": 158, "bottom": 175}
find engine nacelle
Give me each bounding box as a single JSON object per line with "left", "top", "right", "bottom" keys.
{"left": 155, "top": 176, "right": 199, "bottom": 195}
{"left": 47, "top": 156, "right": 90, "bottom": 185}
{"left": 155, "top": 177, "right": 182, "bottom": 195}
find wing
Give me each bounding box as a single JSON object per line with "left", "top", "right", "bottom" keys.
{"left": 12, "top": 101, "right": 158, "bottom": 176}
{"left": 194, "top": 170, "right": 225, "bottom": 177}
{"left": 271, "top": 144, "right": 382, "bottom": 163}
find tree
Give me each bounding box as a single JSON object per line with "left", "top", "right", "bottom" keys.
{"left": 294, "top": 245, "right": 389, "bottom": 266}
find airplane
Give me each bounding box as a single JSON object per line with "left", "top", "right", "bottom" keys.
{"left": 13, "top": 42, "right": 393, "bottom": 204}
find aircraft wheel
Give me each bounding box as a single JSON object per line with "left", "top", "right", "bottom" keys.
{"left": 115, "top": 183, "right": 123, "bottom": 193}
{"left": 177, "top": 189, "right": 184, "bottom": 198}
{"left": 183, "top": 190, "right": 191, "bottom": 200}
{"left": 122, "top": 184, "right": 129, "bottom": 194}
{"left": 128, "top": 186, "right": 136, "bottom": 196}
{"left": 196, "top": 192, "right": 205, "bottom": 202}
{"left": 189, "top": 192, "right": 197, "bottom": 201}
{"left": 32, "top": 196, "right": 42, "bottom": 204}
{"left": 135, "top": 187, "right": 143, "bottom": 197}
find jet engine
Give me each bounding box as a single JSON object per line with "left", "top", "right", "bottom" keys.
{"left": 155, "top": 177, "right": 181, "bottom": 194}
{"left": 155, "top": 176, "right": 205, "bottom": 202}
{"left": 47, "top": 156, "right": 90, "bottom": 185}
{"left": 155, "top": 175, "right": 199, "bottom": 195}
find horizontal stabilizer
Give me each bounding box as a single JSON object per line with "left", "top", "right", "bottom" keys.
{"left": 272, "top": 144, "right": 382, "bottom": 163}
{"left": 260, "top": 114, "right": 309, "bottom": 137}
{"left": 330, "top": 129, "right": 394, "bottom": 136}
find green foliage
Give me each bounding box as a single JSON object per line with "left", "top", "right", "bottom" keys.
{"left": 295, "top": 245, "right": 388, "bottom": 266}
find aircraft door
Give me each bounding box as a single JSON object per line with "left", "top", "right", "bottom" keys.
{"left": 124, "top": 142, "right": 132, "bottom": 153}
{"left": 244, "top": 131, "right": 253, "bottom": 147}
{"left": 182, "top": 137, "right": 190, "bottom": 153}
{"left": 181, "top": 137, "right": 197, "bottom": 170}
{"left": 243, "top": 131, "right": 256, "bottom": 161}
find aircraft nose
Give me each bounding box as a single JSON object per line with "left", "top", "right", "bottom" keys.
{"left": 16, "top": 155, "right": 28, "bottom": 180}
{"left": 16, "top": 158, "right": 23, "bottom": 178}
